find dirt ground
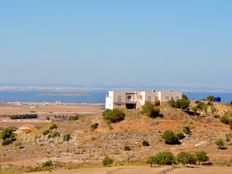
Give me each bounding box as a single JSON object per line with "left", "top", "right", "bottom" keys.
{"left": 0, "top": 103, "right": 104, "bottom": 115}
{"left": 23, "top": 166, "right": 232, "bottom": 174}
{"left": 0, "top": 102, "right": 232, "bottom": 173}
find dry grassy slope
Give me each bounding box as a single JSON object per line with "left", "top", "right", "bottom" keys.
{"left": 0, "top": 103, "right": 232, "bottom": 167}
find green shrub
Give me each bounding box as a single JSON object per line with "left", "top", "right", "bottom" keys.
{"left": 142, "top": 140, "right": 150, "bottom": 146}
{"left": 168, "top": 95, "right": 190, "bottom": 109}
{"left": 63, "top": 134, "right": 72, "bottom": 141}
{"left": 90, "top": 123, "right": 99, "bottom": 131}
{"left": 195, "top": 151, "right": 209, "bottom": 164}
{"left": 229, "top": 121, "right": 232, "bottom": 130}
{"left": 102, "top": 156, "right": 114, "bottom": 167}
{"left": 207, "top": 96, "right": 215, "bottom": 102}
{"left": 215, "top": 139, "right": 225, "bottom": 149}
{"left": 0, "top": 128, "right": 16, "bottom": 146}
{"left": 68, "top": 114, "right": 80, "bottom": 121}
{"left": 148, "top": 151, "right": 175, "bottom": 165}
{"left": 147, "top": 156, "right": 158, "bottom": 167}
{"left": 141, "top": 102, "right": 160, "bottom": 118}
{"left": 183, "top": 126, "right": 192, "bottom": 135}
{"left": 176, "top": 152, "right": 196, "bottom": 165}
{"left": 161, "top": 130, "right": 180, "bottom": 145}
{"left": 176, "top": 132, "right": 185, "bottom": 140}
{"left": 124, "top": 145, "right": 131, "bottom": 151}
{"left": 48, "top": 131, "right": 60, "bottom": 139}
{"left": 102, "top": 109, "right": 125, "bottom": 123}
{"left": 220, "top": 114, "right": 231, "bottom": 125}
{"left": 195, "top": 102, "right": 208, "bottom": 112}
{"left": 2, "top": 138, "right": 13, "bottom": 146}
{"left": 225, "top": 133, "right": 232, "bottom": 142}
{"left": 42, "top": 129, "right": 50, "bottom": 136}
{"left": 49, "top": 123, "right": 58, "bottom": 130}
{"left": 42, "top": 160, "right": 53, "bottom": 168}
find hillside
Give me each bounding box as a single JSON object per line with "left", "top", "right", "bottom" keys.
{"left": 0, "top": 102, "right": 232, "bottom": 173}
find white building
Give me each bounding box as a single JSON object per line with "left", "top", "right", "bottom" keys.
{"left": 105, "top": 90, "right": 182, "bottom": 110}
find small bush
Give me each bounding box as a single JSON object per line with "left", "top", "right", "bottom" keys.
{"left": 49, "top": 123, "right": 58, "bottom": 130}
{"left": 141, "top": 102, "right": 160, "bottom": 118}
{"left": 2, "top": 138, "right": 13, "bottom": 146}
{"left": 229, "top": 121, "right": 232, "bottom": 130}
{"left": 168, "top": 95, "right": 190, "bottom": 109}
{"left": 142, "top": 140, "right": 150, "bottom": 146}
{"left": 176, "top": 152, "right": 196, "bottom": 165}
{"left": 102, "top": 109, "right": 125, "bottom": 123}
{"left": 0, "top": 128, "right": 16, "bottom": 146}
{"left": 225, "top": 133, "right": 232, "bottom": 142}
{"left": 63, "top": 134, "right": 72, "bottom": 141}
{"left": 124, "top": 145, "right": 131, "bottom": 151}
{"left": 195, "top": 102, "right": 208, "bottom": 112}
{"left": 90, "top": 123, "right": 99, "bottom": 131}
{"left": 220, "top": 114, "right": 231, "bottom": 125}
{"left": 48, "top": 131, "right": 60, "bottom": 139}
{"left": 207, "top": 96, "right": 215, "bottom": 102}
{"left": 68, "top": 114, "right": 80, "bottom": 121}
{"left": 42, "top": 129, "right": 50, "bottom": 136}
{"left": 102, "top": 156, "right": 114, "bottom": 167}
{"left": 42, "top": 160, "right": 53, "bottom": 168}
{"left": 195, "top": 151, "right": 209, "bottom": 164}
{"left": 183, "top": 126, "right": 192, "bottom": 135}
{"left": 176, "top": 132, "right": 185, "bottom": 140}
{"left": 161, "top": 130, "right": 180, "bottom": 145}
{"left": 215, "top": 139, "right": 225, "bottom": 149}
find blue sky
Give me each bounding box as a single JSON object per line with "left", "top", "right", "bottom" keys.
{"left": 0, "top": 0, "right": 231, "bottom": 89}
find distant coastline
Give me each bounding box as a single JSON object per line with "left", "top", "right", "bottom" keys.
{"left": 0, "top": 89, "right": 231, "bottom": 103}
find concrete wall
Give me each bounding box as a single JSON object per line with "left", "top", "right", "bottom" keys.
{"left": 158, "top": 91, "right": 182, "bottom": 103}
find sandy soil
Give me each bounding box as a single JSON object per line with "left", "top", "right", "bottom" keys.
{"left": 22, "top": 166, "right": 169, "bottom": 174}
{"left": 23, "top": 166, "right": 232, "bottom": 174}
{"left": 0, "top": 104, "right": 104, "bottom": 115}
{"left": 169, "top": 166, "right": 232, "bottom": 174}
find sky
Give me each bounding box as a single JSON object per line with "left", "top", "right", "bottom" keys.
{"left": 0, "top": 0, "right": 232, "bottom": 89}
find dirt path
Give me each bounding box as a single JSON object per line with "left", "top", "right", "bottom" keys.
{"left": 169, "top": 166, "right": 232, "bottom": 174}
{"left": 22, "top": 166, "right": 169, "bottom": 174}
{"left": 22, "top": 166, "right": 232, "bottom": 174}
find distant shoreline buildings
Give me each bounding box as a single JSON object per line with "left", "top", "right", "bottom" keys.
{"left": 105, "top": 90, "right": 182, "bottom": 109}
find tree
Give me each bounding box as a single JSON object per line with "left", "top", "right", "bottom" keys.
{"left": 147, "top": 156, "right": 158, "bottom": 167}
{"left": 102, "top": 156, "right": 114, "bottom": 167}
{"left": 141, "top": 102, "right": 160, "bottom": 118}
{"left": 176, "top": 152, "right": 196, "bottom": 165}
{"left": 161, "top": 130, "right": 180, "bottom": 145}
{"left": 155, "top": 151, "right": 175, "bottom": 165}
{"left": 215, "top": 139, "right": 225, "bottom": 149}
{"left": 195, "top": 151, "right": 209, "bottom": 164}
{"left": 102, "top": 109, "right": 125, "bottom": 123}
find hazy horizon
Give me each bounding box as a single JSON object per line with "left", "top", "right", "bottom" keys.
{"left": 1, "top": 1, "right": 231, "bottom": 89}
